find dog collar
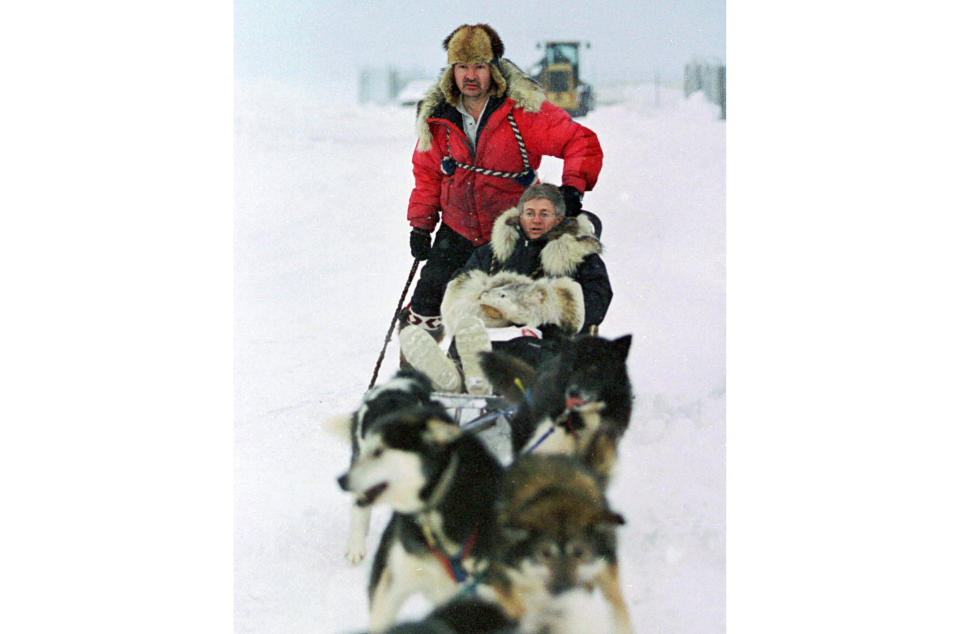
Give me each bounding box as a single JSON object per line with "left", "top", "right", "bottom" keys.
{"left": 423, "top": 451, "right": 460, "bottom": 511}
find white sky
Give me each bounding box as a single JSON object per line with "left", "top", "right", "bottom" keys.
{"left": 234, "top": 0, "right": 725, "bottom": 91}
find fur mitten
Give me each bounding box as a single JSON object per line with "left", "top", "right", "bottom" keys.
{"left": 442, "top": 270, "right": 585, "bottom": 335}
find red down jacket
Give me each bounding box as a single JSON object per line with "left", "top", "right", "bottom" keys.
{"left": 407, "top": 64, "right": 603, "bottom": 247}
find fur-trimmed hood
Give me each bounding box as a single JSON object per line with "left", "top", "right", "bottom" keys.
{"left": 490, "top": 206, "right": 603, "bottom": 277}
{"left": 415, "top": 59, "right": 546, "bottom": 152}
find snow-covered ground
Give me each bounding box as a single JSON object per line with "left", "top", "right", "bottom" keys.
{"left": 235, "top": 81, "right": 725, "bottom": 633}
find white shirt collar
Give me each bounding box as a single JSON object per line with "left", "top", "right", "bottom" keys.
{"left": 455, "top": 96, "right": 489, "bottom": 124}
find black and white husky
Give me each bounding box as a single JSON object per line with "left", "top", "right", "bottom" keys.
{"left": 325, "top": 369, "right": 443, "bottom": 564}
{"left": 337, "top": 406, "right": 504, "bottom": 632}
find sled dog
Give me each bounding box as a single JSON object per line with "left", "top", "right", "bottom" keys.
{"left": 325, "top": 369, "right": 445, "bottom": 564}
{"left": 358, "top": 456, "right": 632, "bottom": 634}
{"left": 481, "top": 334, "right": 633, "bottom": 484}
{"left": 336, "top": 406, "right": 504, "bottom": 632}
{"left": 487, "top": 454, "right": 633, "bottom": 634}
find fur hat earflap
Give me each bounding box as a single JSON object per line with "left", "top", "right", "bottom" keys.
{"left": 438, "top": 23, "right": 508, "bottom": 106}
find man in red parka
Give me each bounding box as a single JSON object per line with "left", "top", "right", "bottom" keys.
{"left": 403, "top": 23, "right": 603, "bottom": 341}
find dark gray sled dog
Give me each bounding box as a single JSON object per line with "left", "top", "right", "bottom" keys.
{"left": 481, "top": 334, "right": 633, "bottom": 485}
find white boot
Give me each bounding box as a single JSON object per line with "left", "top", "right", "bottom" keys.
{"left": 454, "top": 316, "right": 493, "bottom": 395}
{"left": 398, "top": 326, "right": 462, "bottom": 393}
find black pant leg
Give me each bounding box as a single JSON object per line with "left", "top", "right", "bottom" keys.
{"left": 410, "top": 224, "right": 476, "bottom": 316}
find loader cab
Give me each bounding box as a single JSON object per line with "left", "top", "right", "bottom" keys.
{"left": 543, "top": 42, "right": 581, "bottom": 84}
{"left": 531, "top": 41, "right": 594, "bottom": 117}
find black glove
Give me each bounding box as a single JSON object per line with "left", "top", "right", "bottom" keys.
{"left": 409, "top": 228, "right": 432, "bottom": 260}
{"left": 559, "top": 185, "right": 583, "bottom": 217}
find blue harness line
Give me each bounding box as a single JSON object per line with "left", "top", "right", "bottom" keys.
{"left": 445, "top": 549, "right": 471, "bottom": 583}
{"left": 523, "top": 426, "right": 555, "bottom": 454}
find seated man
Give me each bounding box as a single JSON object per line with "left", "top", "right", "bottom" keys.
{"left": 399, "top": 183, "right": 613, "bottom": 394}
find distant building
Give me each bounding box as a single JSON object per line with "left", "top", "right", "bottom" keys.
{"left": 358, "top": 66, "right": 432, "bottom": 105}
{"left": 684, "top": 57, "right": 726, "bottom": 120}
{"left": 395, "top": 79, "right": 435, "bottom": 107}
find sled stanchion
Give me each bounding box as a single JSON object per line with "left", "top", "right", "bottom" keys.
{"left": 368, "top": 258, "right": 421, "bottom": 389}
{"left": 461, "top": 406, "right": 517, "bottom": 433}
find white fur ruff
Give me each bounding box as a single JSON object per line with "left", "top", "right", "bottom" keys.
{"left": 416, "top": 59, "right": 546, "bottom": 152}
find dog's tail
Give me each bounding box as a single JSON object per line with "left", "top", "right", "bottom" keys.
{"left": 479, "top": 351, "right": 537, "bottom": 404}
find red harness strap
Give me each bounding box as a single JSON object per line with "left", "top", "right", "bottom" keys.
{"left": 430, "top": 526, "right": 479, "bottom": 583}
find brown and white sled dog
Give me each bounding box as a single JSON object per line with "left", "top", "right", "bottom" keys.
{"left": 325, "top": 369, "right": 444, "bottom": 564}
{"left": 487, "top": 454, "right": 633, "bottom": 633}
{"left": 336, "top": 406, "right": 504, "bottom": 632}
{"left": 481, "top": 334, "right": 633, "bottom": 486}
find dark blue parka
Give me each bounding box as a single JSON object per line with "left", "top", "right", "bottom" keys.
{"left": 451, "top": 206, "right": 613, "bottom": 334}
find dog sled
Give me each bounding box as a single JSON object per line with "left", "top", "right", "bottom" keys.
{"left": 431, "top": 391, "right": 514, "bottom": 431}
{"left": 367, "top": 269, "right": 521, "bottom": 435}
{"left": 430, "top": 391, "right": 517, "bottom": 462}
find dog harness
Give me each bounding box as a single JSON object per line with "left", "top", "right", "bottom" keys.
{"left": 524, "top": 399, "right": 585, "bottom": 454}
{"left": 417, "top": 453, "right": 483, "bottom": 586}
{"left": 441, "top": 112, "right": 537, "bottom": 187}
{"left": 524, "top": 425, "right": 556, "bottom": 453}
{"left": 421, "top": 521, "right": 479, "bottom": 584}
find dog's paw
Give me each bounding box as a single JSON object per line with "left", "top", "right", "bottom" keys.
{"left": 345, "top": 542, "right": 366, "bottom": 565}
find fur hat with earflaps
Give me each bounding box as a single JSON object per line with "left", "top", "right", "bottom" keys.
{"left": 438, "top": 23, "right": 508, "bottom": 107}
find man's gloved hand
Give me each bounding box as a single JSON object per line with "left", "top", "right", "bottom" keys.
{"left": 409, "top": 228, "right": 432, "bottom": 260}
{"left": 559, "top": 185, "right": 583, "bottom": 217}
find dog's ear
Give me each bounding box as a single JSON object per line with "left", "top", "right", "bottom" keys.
{"left": 321, "top": 413, "right": 353, "bottom": 441}
{"left": 601, "top": 510, "right": 627, "bottom": 527}
{"left": 611, "top": 334, "right": 632, "bottom": 360}
{"left": 479, "top": 350, "right": 536, "bottom": 405}
{"left": 422, "top": 417, "right": 462, "bottom": 445}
